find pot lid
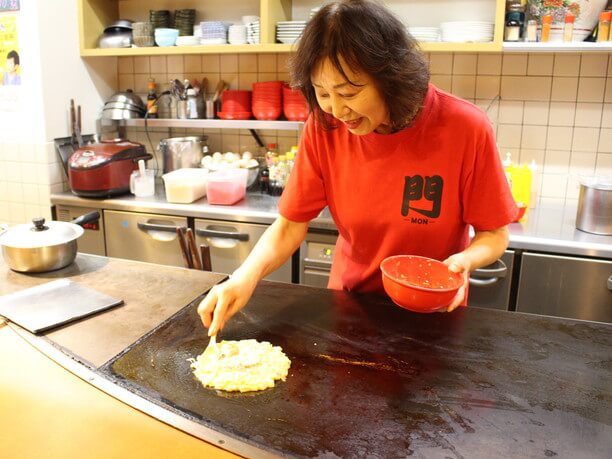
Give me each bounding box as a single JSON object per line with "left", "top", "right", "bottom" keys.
{"left": 0, "top": 218, "right": 84, "bottom": 249}
{"left": 579, "top": 175, "right": 612, "bottom": 191}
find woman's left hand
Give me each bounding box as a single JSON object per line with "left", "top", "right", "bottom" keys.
{"left": 441, "top": 253, "right": 471, "bottom": 312}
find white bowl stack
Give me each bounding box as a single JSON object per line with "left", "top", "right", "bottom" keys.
{"left": 228, "top": 24, "right": 248, "bottom": 45}
{"left": 440, "top": 21, "right": 494, "bottom": 43}
{"left": 242, "top": 16, "right": 260, "bottom": 44}
{"left": 276, "top": 21, "right": 307, "bottom": 45}
{"left": 200, "top": 21, "right": 227, "bottom": 45}
{"left": 407, "top": 26, "right": 441, "bottom": 42}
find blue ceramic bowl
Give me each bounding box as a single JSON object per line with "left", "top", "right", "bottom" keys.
{"left": 154, "top": 28, "right": 178, "bottom": 46}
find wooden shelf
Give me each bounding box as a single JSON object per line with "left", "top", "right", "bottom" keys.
{"left": 503, "top": 41, "right": 612, "bottom": 53}
{"left": 78, "top": 0, "right": 508, "bottom": 57}
{"left": 81, "top": 43, "right": 295, "bottom": 56}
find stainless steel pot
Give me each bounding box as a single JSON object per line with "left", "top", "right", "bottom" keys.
{"left": 159, "top": 136, "right": 208, "bottom": 173}
{"left": 576, "top": 176, "right": 612, "bottom": 235}
{"left": 0, "top": 212, "right": 99, "bottom": 273}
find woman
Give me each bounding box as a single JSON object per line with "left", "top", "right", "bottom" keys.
{"left": 199, "top": 0, "right": 517, "bottom": 336}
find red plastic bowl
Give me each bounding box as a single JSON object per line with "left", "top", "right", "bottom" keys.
{"left": 217, "top": 111, "right": 252, "bottom": 120}
{"left": 380, "top": 255, "right": 463, "bottom": 313}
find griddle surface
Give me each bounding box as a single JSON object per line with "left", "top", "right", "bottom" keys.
{"left": 102, "top": 282, "right": 612, "bottom": 458}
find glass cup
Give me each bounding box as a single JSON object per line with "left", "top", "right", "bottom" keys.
{"left": 130, "top": 169, "right": 155, "bottom": 197}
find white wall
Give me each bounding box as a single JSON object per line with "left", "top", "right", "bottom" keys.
{"left": 0, "top": 0, "right": 116, "bottom": 225}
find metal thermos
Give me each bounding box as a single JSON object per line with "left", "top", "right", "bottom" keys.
{"left": 575, "top": 177, "right": 612, "bottom": 235}
{"left": 158, "top": 136, "right": 208, "bottom": 173}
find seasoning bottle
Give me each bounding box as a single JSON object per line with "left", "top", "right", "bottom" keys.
{"left": 526, "top": 19, "right": 537, "bottom": 42}
{"left": 186, "top": 88, "right": 199, "bottom": 119}
{"left": 504, "top": 1, "right": 525, "bottom": 42}
{"left": 563, "top": 13, "right": 575, "bottom": 42}
{"left": 596, "top": 11, "right": 611, "bottom": 42}
{"left": 540, "top": 15, "right": 552, "bottom": 42}
{"left": 146, "top": 78, "right": 158, "bottom": 118}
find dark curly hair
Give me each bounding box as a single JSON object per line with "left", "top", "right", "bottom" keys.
{"left": 289, "top": 0, "right": 430, "bottom": 131}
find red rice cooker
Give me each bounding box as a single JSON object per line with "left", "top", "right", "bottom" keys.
{"left": 68, "top": 140, "right": 152, "bottom": 198}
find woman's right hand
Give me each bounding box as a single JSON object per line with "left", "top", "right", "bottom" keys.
{"left": 197, "top": 271, "right": 258, "bottom": 336}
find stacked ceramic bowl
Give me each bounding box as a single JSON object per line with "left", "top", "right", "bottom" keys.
{"left": 246, "top": 19, "right": 260, "bottom": 44}
{"left": 132, "top": 21, "right": 154, "bottom": 47}
{"left": 200, "top": 21, "right": 227, "bottom": 45}
{"left": 282, "top": 84, "right": 309, "bottom": 121}
{"left": 252, "top": 81, "right": 283, "bottom": 120}
{"left": 155, "top": 28, "right": 179, "bottom": 47}
{"left": 276, "top": 21, "right": 307, "bottom": 44}
{"left": 440, "top": 21, "right": 494, "bottom": 43}
{"left": 407, "top": 26, "right": 440, "bottom": 42}
{"left": 150, "top": 10, "right": 171, "bottom": 28}
{"left": 219, "top": 90, "right": 252, "bottom": 120}
{"left": 228, "top": 24, "right": 248, "bottom": 45}
{"left": 174, "top": 9, "right": 195, "bottom": 36}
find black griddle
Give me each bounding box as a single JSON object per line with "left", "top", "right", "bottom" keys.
{"left": 100, "top": 282, "right": 612, "bottom": 458}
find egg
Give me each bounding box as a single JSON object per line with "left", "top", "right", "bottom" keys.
{"left": 242, "top": 151, "right": 253, "bottom": 160}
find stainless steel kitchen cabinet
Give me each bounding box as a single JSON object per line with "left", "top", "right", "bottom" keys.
{"left": 299, "top": 232, "right": 338, "bottom": 288}
{"left": 194, "top": 218, "right": 292, "bottom": 283}
{"left": 56, "top": 205, "right": 106, "bottom": 256}
{"left": 516, "top": 252, "right": 612, "bottom": 323}
{"left": 468, "top": 250, "right": 515, "bottom": 310}
{"left": 104, "top": 210, "right": 187, "bottom": 267}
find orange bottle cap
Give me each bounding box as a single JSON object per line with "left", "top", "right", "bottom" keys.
{"left": 603, "top": 11, "right": 612, "bottom": 20}
{"left": 565, "top": 13, "right": 575, "bottom": 24}
{"left": 542, "top": 15, "right": 552, "bottom": 24}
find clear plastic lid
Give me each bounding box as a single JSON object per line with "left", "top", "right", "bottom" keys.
{"left": 0, "top": 219, "right": 83, "bottom": 249}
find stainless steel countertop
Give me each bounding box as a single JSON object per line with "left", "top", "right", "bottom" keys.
{"left": 51, "top": 188, "right": 611, "bottom": 259}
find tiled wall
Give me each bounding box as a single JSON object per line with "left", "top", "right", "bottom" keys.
{"left": 428, "top": 52, "right": 612, "bottom": 202}
{"left": 0, "top": 141, "right": 65, "bottom": 224}
{"left": 120, "top": 51, "right": 612, "bottom": 205}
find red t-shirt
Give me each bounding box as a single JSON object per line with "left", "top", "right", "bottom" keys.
{"left": 279, "top": 84, "right": 518, "bottom": 293}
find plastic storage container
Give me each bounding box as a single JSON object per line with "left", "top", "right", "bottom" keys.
{"left": 206, "top": 168, "right": 248, "bottom": 205}
{"left": 162, "top": 168, "right": 208, "bottom": 203}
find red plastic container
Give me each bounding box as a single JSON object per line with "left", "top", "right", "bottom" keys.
{"left": 206, "top": 169, "right": 248, "bottom": 205}
{"left": 380, "top": 255, "right": 463, "bottom": 313}
{"left": 282, "top": 84, "right": 309, "bottom": 121}
{"left": 221, "top": 90, "right": 252, "bottom": 113}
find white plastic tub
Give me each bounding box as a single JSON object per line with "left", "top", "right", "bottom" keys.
{"left": 206, "top": 168, "right": 248, "bottom": 205}
{"left": 162, "top": 168, "right": 208, "bottom": 203}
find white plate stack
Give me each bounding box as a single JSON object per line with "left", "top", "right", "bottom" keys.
{"left": 407, "top": 27, "right": 440, "bottom": 42}
{"left": 440, "top": 21, "right": 494, "bottom": 43}
{"left": 228, "top": 24, "right": 248, "bottom": 45}
{"left": 246, "top": 19, "right": 260, "bottom": 44}
{"left": 276, "top": 21, "right": 307, "bottom": 45}
{"left": 200, "top": 21, "right": 227, "bottom": 45}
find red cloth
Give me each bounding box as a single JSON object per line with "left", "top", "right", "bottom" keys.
{"left": 279, "top": 84, "right": 518, "bottom": 293}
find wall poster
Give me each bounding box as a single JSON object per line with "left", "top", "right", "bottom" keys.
{"left": 0, "top": 13, "right": 20, "bottom": 113}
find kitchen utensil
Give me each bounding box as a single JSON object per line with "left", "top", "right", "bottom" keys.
{"left": 0, "top": 211, "right": 100, "bottom": 273}
{"left": 0, "top": 279, "right": 123, "bottom": 334}
{"left": 380, "top": 255, "right": 463, "bottom": 312}
{"left": 104, "top": 19, "right": 133, "bottom": 33}
{"left": 68, "top": 140, "right": 152, "bottom": 198}
{"left": 158, "top": 136, "right": 208, "bottom": 173}
{"left": 102, "top": 107, "right": 144, "bottom": 120}
{"left": 176, "top": 227, "right": 192, "bottom": 269}
{"left": 107, "top": 90, "right": 146, "bottom": 110}
{"left": 129, "top": 165, "right": 155, "bottom": 197}
{"left": 103, "top": 101, "right": 147, "bottom": 113}
{"left": 200, "top": 244, "right": 212, "bottom": 272}
{"left": 54, "top": 135, "right": 96, "bottom": 176}
{"left": 186, "top": 228, "right": 202, "bottom": 271}
{"left": 98, "top": 30, "right": 132, "bottom": 48}
{"left": 576, "top": 176, "right": 612, "bottom": 235}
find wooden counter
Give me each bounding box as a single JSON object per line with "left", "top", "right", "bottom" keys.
{"left": 0, "top": 253, "right": 237, "bottom": 458}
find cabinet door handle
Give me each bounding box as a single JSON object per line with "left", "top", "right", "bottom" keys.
{"left": 195, "top": 228, "right": 249, "bottom": 241}
{"left": 469, "top": 259, "right": 508, "bottom": 287}
{"left": 608, "top": 275, "right": 612, "bottom": 291}
{"left": 137, "top": 222, "right": 185, "bottom": 233}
